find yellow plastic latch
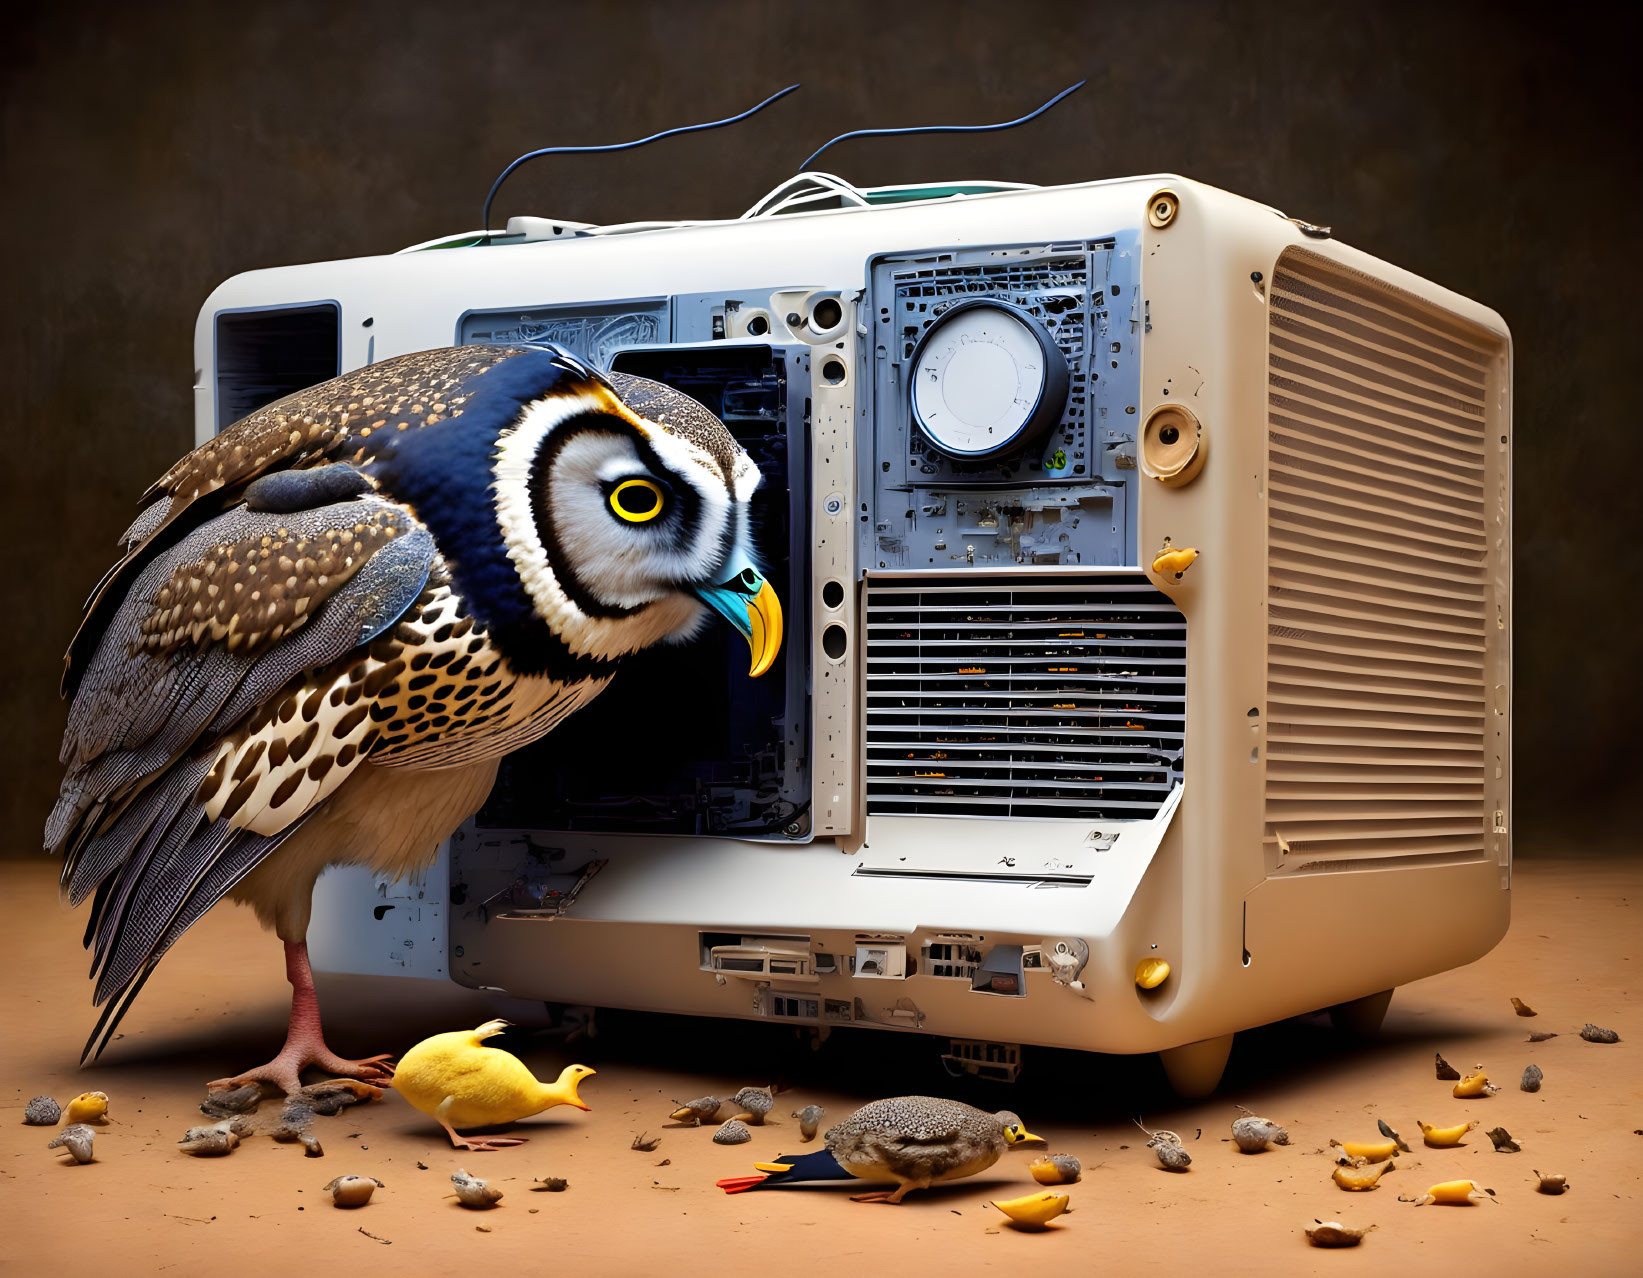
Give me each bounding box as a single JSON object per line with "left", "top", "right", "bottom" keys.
{"left": 1135, "top": 956, "right": 1171, "bottom": 990}
{"left": 1151, "top": 545, "right": 1199, "bottom": 577}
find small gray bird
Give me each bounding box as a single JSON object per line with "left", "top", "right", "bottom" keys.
{"left": 719, "top": 1097, "right": 1042, "bottom": 1203}
{"left": 48, "top": 345, "right": 783, "bottom": 1092}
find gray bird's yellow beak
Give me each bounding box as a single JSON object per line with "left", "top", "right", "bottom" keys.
{"left": 693, "top": 551, "right": 783, "bottom": 677}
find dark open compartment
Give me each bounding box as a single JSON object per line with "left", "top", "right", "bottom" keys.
{"left": 476, "top": 343, "right": 811, "bottom": 839}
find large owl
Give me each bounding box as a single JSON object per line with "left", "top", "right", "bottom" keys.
{"left": 47, "top": 345, "right": 782, "bottom": 1092}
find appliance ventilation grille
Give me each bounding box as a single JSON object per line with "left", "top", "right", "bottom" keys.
{"left": 1264, "top": 251, "right": 1500, "bottom": 867}
{"left": 864, "top": 575, "right": 1184, "bottom": 819}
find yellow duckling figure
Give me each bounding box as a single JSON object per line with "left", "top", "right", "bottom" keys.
{"left": 394, "top": 1019, "right": 595, "bottom": 1151}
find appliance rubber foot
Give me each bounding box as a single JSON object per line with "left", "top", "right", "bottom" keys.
{"left": 1328, "top": 988, "right": 1394, "bottom": 1037}
{"left": 1158, "top": 1033, "right": 1234, "bottom": 1099}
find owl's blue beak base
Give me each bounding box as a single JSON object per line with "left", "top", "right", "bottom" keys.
{"left": 694, "top": 553, "right": 783, "bottom": 677}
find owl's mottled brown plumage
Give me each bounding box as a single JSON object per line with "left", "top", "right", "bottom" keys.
{"left": 50, "top": 342, "right": 775, "bottom": 1088}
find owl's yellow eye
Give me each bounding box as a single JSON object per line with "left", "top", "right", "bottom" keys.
{"left": 609, "top": 478, "right": 665, "bottom": 523}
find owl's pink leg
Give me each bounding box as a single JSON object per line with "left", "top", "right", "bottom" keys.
{"left": 207, "top": 941, "right": 396, "bottom": 1094}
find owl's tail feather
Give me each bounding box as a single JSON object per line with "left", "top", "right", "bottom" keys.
{"left": 81, "top": 820, "right": 297, "bottom": 1063}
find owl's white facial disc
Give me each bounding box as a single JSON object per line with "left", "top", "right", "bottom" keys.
{"left": 492, "top": 393, "right": 752, "bottom": 661}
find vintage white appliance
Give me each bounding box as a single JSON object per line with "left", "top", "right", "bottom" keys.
{"left": 196, "top": 171, "right": 1512, "bottom": 1093}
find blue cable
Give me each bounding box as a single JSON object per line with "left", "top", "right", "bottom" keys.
{"left": 481, "top": 84, "right": 802, "bottom": 242}
{"left": 798, "top": 80, "right": 1086, "bottom": 174}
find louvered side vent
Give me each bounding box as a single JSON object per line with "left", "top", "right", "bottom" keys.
{"left": 1265, "top": 251, "right": 1503, "bottom": 871}
{"left": 865, "top": 575, "right": 1184, "bottom": 820}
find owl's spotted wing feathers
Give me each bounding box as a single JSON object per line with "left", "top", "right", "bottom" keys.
{"left": 54, "top": 486, "right": 440, "bottom": 1059}
{"left": 64, "top": 346, "right": 533, "bottom": 698}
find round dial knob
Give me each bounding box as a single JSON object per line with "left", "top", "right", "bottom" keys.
{"left": 908, "top": 299, "right": 1069, "bottom": 460}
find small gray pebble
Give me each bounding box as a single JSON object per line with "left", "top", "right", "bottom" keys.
{"left": 1579, "top": 1023, "right": 1620, "bottom": 1044}
{"left": 1149, "top": 1136, "right": 1191, "bottom": 1171}
{"left": 48, "top": 1124, "right": 96, "bottom": 1163}
{"left": 24, "top": 1096, "right": 60, "bottom": 1126}
{"left": 1231, "top": 1116, "right": 1290, "bottom": 1152}
{"left": 713, "top": 1119, "right": 752, "bottom": 1145}
{"left": 1521, "top": 1063, "right": 1544, "bottom": 1092}
{"left": 199, "top": 1083, "right": 261, "bottom": 1119}
{"left": 793, "top": 1104, "right": 826, "bottom": 1141}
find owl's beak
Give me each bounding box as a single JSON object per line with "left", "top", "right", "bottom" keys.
{"left": 693, "top": 552, "right": 784, "bottom": 677}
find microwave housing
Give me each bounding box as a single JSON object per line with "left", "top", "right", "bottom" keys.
{"left": 196, "top": 172, "right": 1512, "bottom": 1093}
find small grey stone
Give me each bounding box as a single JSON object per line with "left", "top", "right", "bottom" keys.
{"left": 1149, "top": 1135, "right": 1191, "bottom": 1171}
{"left": 793, "top": 1104, "right": 826, "bottom": 1141}
{"left": 1521, "top": 1063, "right": 1544, "bottom": 1092}
{"left": 1579, "top": 1023, "right": 1620, "bottom": 1044}
{"left": 713, "top": 1119, "right": 752, "bottom": 1145}
{"left": 1231, "top": 1116, "right": 1290, "bottom": 1152}
{"left": 48, "top": 1124, "right": 96, "bottom": 1163}
{"left": 23, "top": 1096, "right": 60, "bottom": 1126}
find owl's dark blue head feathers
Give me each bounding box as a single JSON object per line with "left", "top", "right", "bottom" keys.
{"left": 357, "top": 345, "right": 778, "bottom": 680}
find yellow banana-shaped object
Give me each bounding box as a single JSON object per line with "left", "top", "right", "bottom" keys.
{"left": 990, "top": 1190, "right": 1072, "bottom": 1228}
{"left": 1332, "top": 1158, "right": 1395, "bottom": 1191}
{"left": 1419, "top": 1179, "right": 1490, "bottom": 1205}
{"left": 1330, "top": 1138, "right": 1400, "bottom": 1162}
{"left": 1151, "top": 546, "right": 1199, "bottom": 577}
{"left": 1452, "top": 1071, "right": 1498, "bottom": 1098}
{"left": 1417, "top": 1119, "right": 1477, "bottom": 1148}
{"left": 64, "top": 1092, "right": 109, "bottom": 1124}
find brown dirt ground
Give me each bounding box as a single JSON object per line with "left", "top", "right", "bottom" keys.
{"left": 0, "top": 856, "right": 1637, "bottom": 1276}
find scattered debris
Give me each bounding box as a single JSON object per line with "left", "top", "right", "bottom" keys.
{"left": 450, "top": 1168, "right": 503, "bottom": 1209}
{"left": 668, "top": 1096, "right": 722, "bottom": 1126}
{"left": 1527, "top": 1031, "right": 1559, "bottom": 1043}
{"left": 356, "top": 1227, "right": 391, "bottom": 1245}
{"left": 23, "top": 1096, "right": 60, "bottom": 1126}
{"left": 199, "top": 1084, "right": 261, "bottom": 1119}
{"left": 1580, "top": 1023, "right": 1620, "bottom": 1044}
{"left": 301, "top": 1134, "right": 324, "bottom": 1157}
{"left": 1305, "top": 1220, "right": 1376, "bottom": 1248}
{"left": 713, "top": 1119, "right": 752, "bottom": 1145}
{"left": 988, "top": 1190, "right": 1071, "bottom": 1229}
{"left": 1405, "top": 1179, "right": 1496, "bottom": 1206}
{"left": 1521, "top": 1064, "right": 1544, "bottom": 1093}
{"left": 1232, "top": 1114, "right": 1290, "bottom": 1153}
{"left": 1434, "top": 1052, "right": 1461, "bottom": 1081}
{"left": 1510, "top": 997, "right": 1537, "bottom": 1017}
{"left": 1453, "top": 1067, "right": 1500, "bottom": 1098}
{"left": 1485, "top": 1126, "right": 1520, "bottom": 1153}
{"left": 1418, "top": 1119, "right": 1477, "bottom": 1148}
{"left": 793, "top": 1104, "right": 826, "bottom": 1142}
{"left": 630, "top": 1132, "right": 661, "bottom": 1152}
{"left": 47, "top": 1124, "right": 96, "bottom": 1163}
{"left": 1330, "top": 1138, "right": 1400, "bottom": 1162}
{"left": 728, "top": 1087, "right": 774, "bottom": 1125}
{"left": 1376, "top": 1119, "right": 1411, "bottom": 1153}
{"left": 1029, "top": 1154, "right": 1082, "bottom": 1185}
{"left": 64, "top": 1092, "right": 109, "bottom": 1125}
{"left": 322, "top": 1175, "right": 382, "bottom": 1208}
{"left": 532, "top": 1177, "right": 569, "bottom": 1192}
{"left": 178, "top": 1120, "right": 243, "bottom": 1156}
{"left": 298, "top": 1079, "right": 381, "bottom": 1115}
{"left": 1532, "top": 1170, "right": 1569, "bottom": 1195}
{"left": 1135, "top": 1119, "right": 1191, "bottom": 1171}
{"left": 655, "top": 1158, "right": 670, "bottom": 1167}
{"left": 1332, "top": 1159, "right": 1394, "bottom": 1191}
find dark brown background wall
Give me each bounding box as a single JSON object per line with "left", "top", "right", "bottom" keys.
{"left": 3, "top": 0, "right": 1637, "bottom": 853}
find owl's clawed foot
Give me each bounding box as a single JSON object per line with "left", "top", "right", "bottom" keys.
{"left": 209, "top": 1050, "right": 395, "bottom": 1096}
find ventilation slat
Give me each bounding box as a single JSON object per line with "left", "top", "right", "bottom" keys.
{"left": 1265, "top": 253, "right": 1501, "bottom": 870}
{"left": 865, "top": 574, "right": 1184, "bottom": 820}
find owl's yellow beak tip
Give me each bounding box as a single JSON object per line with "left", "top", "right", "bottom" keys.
{"left": 746, "top": 581, "right": 783, "bottom": 677}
